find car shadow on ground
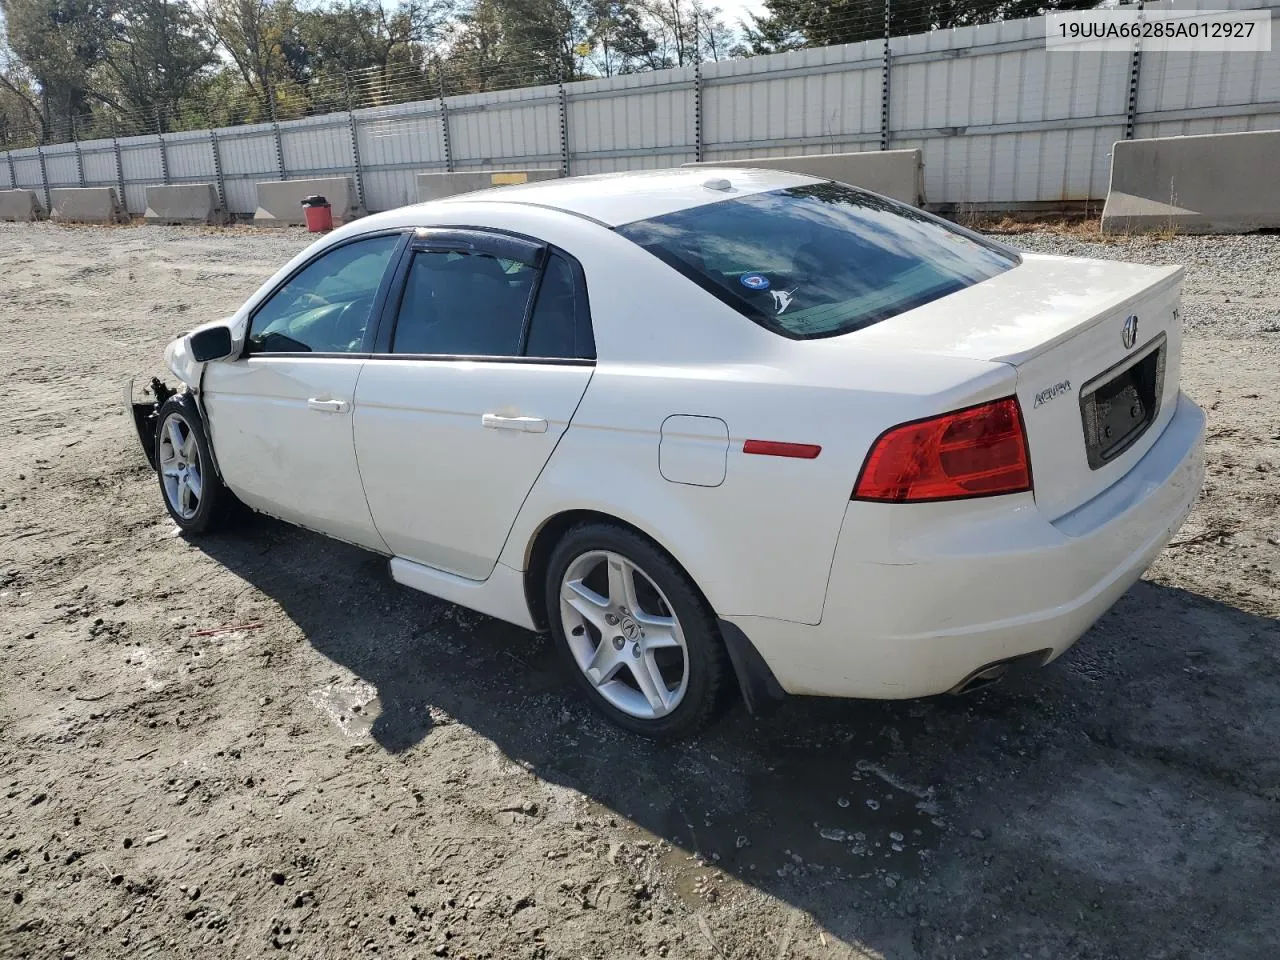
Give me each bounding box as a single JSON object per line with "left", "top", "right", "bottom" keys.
{"left": 193, "top": 515, "right": 1280, "bottom": 957}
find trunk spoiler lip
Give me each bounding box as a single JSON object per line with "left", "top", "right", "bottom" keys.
{"left": 985, "top": 259, "right": 1184, "bottom": 366}
{"left": 835, "top": 257, "right": 1184, "bottom": 366}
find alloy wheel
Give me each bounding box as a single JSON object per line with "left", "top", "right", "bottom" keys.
{"left": 158, "top": 412, "right": 204, "bottom": 521}
{"left": 559, "top": 550, "right": 690, "bottom": 720}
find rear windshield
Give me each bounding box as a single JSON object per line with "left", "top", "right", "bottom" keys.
{"left": 615, "top": 182, "right": 1018, "bottom": 340}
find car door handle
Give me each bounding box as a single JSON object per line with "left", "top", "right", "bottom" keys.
{"left": 481, "top": 413, "right": 548, "bottom": 434}
{"left": 307, "top": 398, "right": 349, "bottom": 414}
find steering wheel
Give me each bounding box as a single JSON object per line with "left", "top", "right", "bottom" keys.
{"left": 327, "top": 296, "right": 375, "bottom": 351}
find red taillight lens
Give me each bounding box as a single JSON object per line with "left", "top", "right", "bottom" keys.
{"left": 853, "top": 397, "right": 1032, "bottom": 503}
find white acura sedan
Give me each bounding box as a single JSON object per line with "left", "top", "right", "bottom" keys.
{"left": 128, "top": 168, "right": 1205, "bottom": 738}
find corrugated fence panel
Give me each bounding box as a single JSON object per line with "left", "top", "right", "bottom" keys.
{"left": 449, "top": 85, "right": 561, "bottom": 168}
{"left": 215, "top": 125, "right": 280, "bottom": 214}
{"left": 892, "top": 17, "right": 1132, "bottom": 205}
{"left": 42, "top": 146, "right": 81, "bottom": 188}
{"left": 165, "top": 132, "right": 217, "bottom": 186}
{"left": 11, "top": 151, "right": 41, "bottom": 193}
{"left": 118, "top": 136, "right": 165, "bottom": 213}
{"left": 280, "top": 116, "right": 354, "bottom": 179}
{"left": 356, "top": 103, "right": 446, "bottom": 211}
{"left": 76, "top": 138, "right": 116, "bottom": 190}
{"left": 1134, "top": 0, "right": 1280, "bottom": 138}
{"left": 568, "top": 69, "right": 696, "bottom": 173}
{"left": 702, "top": 42, "right": 883, "bottom": 160}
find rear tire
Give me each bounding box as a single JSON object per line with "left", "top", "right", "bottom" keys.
{"left": 544, "top": 522, "right": 730, "bottom": 739}
{"left": 154, "top": 394, "right": 232, "bottom": 536}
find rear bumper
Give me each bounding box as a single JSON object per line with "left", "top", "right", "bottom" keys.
{"left": 726, "top": 392, "right": 1206, "bottom": 699}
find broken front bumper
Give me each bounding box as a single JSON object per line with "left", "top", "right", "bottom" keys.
{"left": 123, "top": 376, "right": 175, "bottom": 469}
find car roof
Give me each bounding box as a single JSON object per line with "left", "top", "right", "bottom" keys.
{"left": 427, "top": 167, "right": 824, "bottom": 227}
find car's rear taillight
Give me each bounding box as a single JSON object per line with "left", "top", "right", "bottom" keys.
{"left": 853, "top": 397, "right": 1032, "bottom": 503}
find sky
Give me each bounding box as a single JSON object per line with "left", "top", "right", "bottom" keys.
{"left": 717, "top": 0, "right": 768, "bottom": 31}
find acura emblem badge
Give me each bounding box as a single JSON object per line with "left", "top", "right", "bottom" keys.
{"left": 1122, "top": 314, "right": 1139, "bottom": 350}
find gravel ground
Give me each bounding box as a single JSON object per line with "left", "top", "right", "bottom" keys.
{"left": 1, "top": 222, "right": 1278, "bottom": 960}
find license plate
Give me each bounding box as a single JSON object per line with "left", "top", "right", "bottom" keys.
{"left": 1080, "top": 334, "right": 1166, "bottom": 470}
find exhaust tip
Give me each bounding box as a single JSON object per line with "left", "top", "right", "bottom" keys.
{"left": 950, "top": 649, "right": 1054, "bottom": 695}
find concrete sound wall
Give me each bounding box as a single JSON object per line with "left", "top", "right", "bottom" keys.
{"left": 683, "top": 149, "right": 925, "bottom": 206}
{"left": 49, "top": 187, "right": 128, "bottom": 224}
{"left": 253, "top": 177, "right": 361, "bottom": 226}
{"left": 1101, "top": 131, "right": 1280, "bottom": 235}
{"left": 0, "top": 189, "right": 45, "bottom": 221}
{"left": 416, "top": 169, "right": 563, "bottom": 203}
{"left": 144, "top": 183, "right": 227, "bottom": 225}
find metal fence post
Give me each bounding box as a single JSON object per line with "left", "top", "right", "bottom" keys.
{"left": 36, "top": 145, "right": 50, "bottom": 214}
{"left": 348, "top": 112, "right": 366, "bottom": 211}
{"left": 209, "top": 130, "right": 227, "bottom": 211}
{"left": 693, "top": 61, "right": 703, "bottom": 162}
{"left": 557, "top": 82, "right": 570, "bottom": 176}
{"left": 157, "top": 134, "right": 170, "bottom": 185}
{"left": 155, "top": 105, "right": 171, "bottom": 185}
{"left": 343, "top": 76, "right": 366, "bottom": 210}
{"left": 436, "top": 66, "right": 453, "bottom": 173}
{"left": 72, "top": 120, "right": 85, "bottom": 187}
{"left": 1125, "top": 1, "right": 1145, "bottom": 140}
{"left": 112, "top": 136, "right": 125, "bottom": 208}
{"left": 880, "top": 0, "right": 893, "bottom": 151}
{"left": 5, "top": 151, "right": 15, "bottom": 190}
{"left": 269, "top": 84, "right": 287, "bottom": 180}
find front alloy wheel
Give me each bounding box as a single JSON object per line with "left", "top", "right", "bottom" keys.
{"left": 153, "top": 394, "right": 232, "bottom": 535}
{"left": 158, "top": 412, "right": 204, "bottom": 520}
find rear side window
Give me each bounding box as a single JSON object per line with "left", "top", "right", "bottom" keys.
{"left": 525, "top": 253, "right": 595, "bottom": 360}
{"left": 615, "top": 183, "right": 1018, "bottom": 340}
{"left": 392, "top": 250, "right": 537, "bottom": 357}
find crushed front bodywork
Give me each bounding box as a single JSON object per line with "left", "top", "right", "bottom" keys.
{"left": 123, "top": 376, "right": 175, "bottom": 468}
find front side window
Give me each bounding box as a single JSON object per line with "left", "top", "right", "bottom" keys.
{"left": 248, "top": 234, "right": 401, "bottom": 354}
{"left": 392, "top": 249, "right": 538, "bottom": 356}
{"left": 616, "top": 183, "right": 1018, "bottom": 340}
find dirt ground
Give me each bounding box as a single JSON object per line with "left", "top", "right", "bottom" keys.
{"left": 1, "top": 222, "right": 1278, "bottom": 960}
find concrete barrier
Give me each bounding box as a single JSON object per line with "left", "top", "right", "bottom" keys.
{"left": 50, "top": 187, "right": 128, "bottom": 224}
{"left": 416, "top": 169, "right": 563, "bottom": 203}
{"left": 144, "top": 183, "right": 227, "bottom": 225}
{"left": 0, "top": 189, "right": 45, "bottom": 222}
{"left": 254, "top": 177, "right": 360, "bottom": 226}
{"left": 683, "top": 150, "right": 925, "bottom": 206}
{"left": 1101, "top": 130, "right": 1280, "bottom": 235}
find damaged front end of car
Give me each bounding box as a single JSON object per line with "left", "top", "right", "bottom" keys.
{"left": 124, "top": 322, "right": 232, "bottom": 468}
{"left": 123, "top": 376, "right": 177, "bottom": 469}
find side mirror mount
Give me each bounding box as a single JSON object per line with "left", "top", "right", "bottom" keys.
{"left": 189, "top": 325, "right": 236, "bottom": 363}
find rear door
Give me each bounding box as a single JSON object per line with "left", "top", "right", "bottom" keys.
{"left": 203, "top": 231, "right": 405, "bottom": 551}
{"left": 353, "top": 230, "right": 595, "bottom": 579}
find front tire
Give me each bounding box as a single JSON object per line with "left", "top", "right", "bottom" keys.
{"left": 545, "top": 522, "right": 730, "bottom": 739}
{"left": 154, "top": 394, "right": 231, "bottom": 535}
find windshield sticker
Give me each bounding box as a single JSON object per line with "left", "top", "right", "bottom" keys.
{"left": 739, "top": 272, "right": 770, "bottom": 291}
{"left": 771, "top": 287, "right": 798, "bottom": 315}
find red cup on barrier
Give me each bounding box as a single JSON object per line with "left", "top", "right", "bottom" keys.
{"left": 301, "top": 195, "right": 333, "bottom": 232}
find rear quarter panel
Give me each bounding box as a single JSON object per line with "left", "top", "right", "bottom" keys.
{"left": 501, "top": 330, "right": 1018, "bottom": 627}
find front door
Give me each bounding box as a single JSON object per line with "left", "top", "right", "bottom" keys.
{"left": 354, "top": 232, "right": 596, "bottom": 579}
{"left": 203, "top": 232, "right": 404, "bottom": 551}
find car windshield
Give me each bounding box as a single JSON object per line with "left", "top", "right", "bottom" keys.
{"left": 615, "top": 182, "right": 1019, "bottom": 340}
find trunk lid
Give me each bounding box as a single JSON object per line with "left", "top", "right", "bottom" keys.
{"left": 851, "top": 253, "right": 1185, "bottom": 520}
